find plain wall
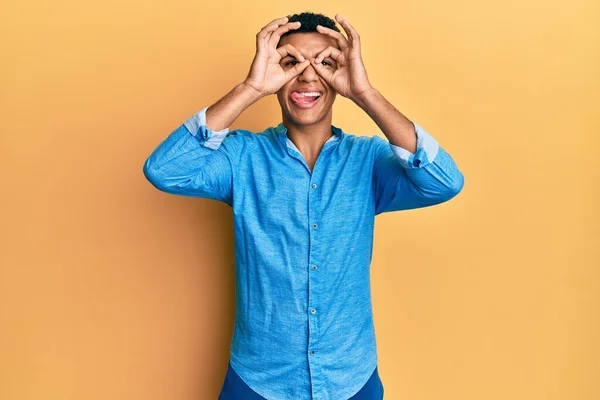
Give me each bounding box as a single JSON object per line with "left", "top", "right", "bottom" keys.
{"left": 1, "top": 0, "right": 598, "bottom": 399}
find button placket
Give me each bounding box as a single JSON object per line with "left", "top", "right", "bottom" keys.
{"left": 307, "top": 173, "right": 326, "bottom": 398}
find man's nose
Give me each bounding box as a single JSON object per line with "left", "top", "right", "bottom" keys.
{"left": 298, "top": 59, "right": 319, "bottom": 81}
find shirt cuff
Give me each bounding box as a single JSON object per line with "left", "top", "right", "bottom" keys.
{"left": 389, "top": 121, "right": 440, "bottom": 169}
{"left": 183, "top": 107, "right": 230, "bottom": 150}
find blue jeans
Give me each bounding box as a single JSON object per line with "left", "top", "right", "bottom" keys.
{"left": 219, "top": 361, "right": 384, "bottom": 399}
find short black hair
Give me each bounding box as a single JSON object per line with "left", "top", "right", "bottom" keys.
{"left": 277, "top": 12, "right": 340, "bottom": 47}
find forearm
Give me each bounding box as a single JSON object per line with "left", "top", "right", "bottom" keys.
{"left": 353, "top": 87, "right": 417, "bottom": 154}
{"left": 205, "top": 82, "right": 266, "bottom": 131}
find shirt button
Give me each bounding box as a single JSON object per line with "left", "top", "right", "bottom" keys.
{"left": 312, "top": 265, "right": 318, "bottom": 270}
{"left": 312, "top": 223, "right": 318, "bottom": 229}
{"left": 311, "top": 308, "right": 316, "bottom": 314}
{"left": 311, "top": 183, "right": 317, "bottom": 189}
{"left": 310, "top": 350, "right": 315, "bottom": 355}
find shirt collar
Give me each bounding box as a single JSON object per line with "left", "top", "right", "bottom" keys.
{"left": 275, "top": 123, "right": 344, "bottom": 151}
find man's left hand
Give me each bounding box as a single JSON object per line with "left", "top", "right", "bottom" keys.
{"left": 311, "top": 14, "right": 374, "bottom": 102}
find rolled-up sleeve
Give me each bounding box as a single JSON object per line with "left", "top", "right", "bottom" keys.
{"left": 183, "top": 106, "right": 230, "bottom": 150}
{"left": 372, "top": 122, "right": 464, "bottom": 215}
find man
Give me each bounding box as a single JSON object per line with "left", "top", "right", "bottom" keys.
{"left": 143, "top": 12, "right": 464, "bottom": 400}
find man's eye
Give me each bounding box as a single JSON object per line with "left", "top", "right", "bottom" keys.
{"left": 286, "top": 60, "right": 333, "bottom": 67}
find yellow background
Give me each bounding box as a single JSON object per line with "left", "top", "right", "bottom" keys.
{"left": 1, "top": 0, "right": 598, "bottom": 399}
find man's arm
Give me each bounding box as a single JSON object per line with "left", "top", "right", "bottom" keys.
{"left": 143, "top": 82, "right": 262, "bottom": 204}
{"left": 355, "top": 87, "right": 464, "bottom": 214}
{"left": 310, "top": 15, "right": 464, "bottom": 214}
{"left": 143, "top": 85, "right": 255, "bottom": 205}
{"left": 143, "top": 16, "right": 310, "bottom": 203}
{"left": 143, "top": 57, "right": 306, "bottom": 203}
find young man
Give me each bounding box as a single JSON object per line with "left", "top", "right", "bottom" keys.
{"left": 143, "top": 12, "right": 464, "bottom": 400}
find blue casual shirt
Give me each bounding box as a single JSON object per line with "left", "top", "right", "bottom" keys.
{"left": 143, "top": 106, "right": 464, "bottom": 400}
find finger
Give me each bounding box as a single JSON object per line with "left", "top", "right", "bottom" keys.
{"left": 314, "top": 46, "right": 343, "bottom": 65}
{"left": 276, "top": 44, "right": 306, "bottom": 64}
{"left": 268, "top": 21, "right": 302, "bottom": 48}
{"left": 284, "top": 59, "right": 310, "bottom": 81}
{"left": 310, "top": 57, "right": 334, "bottom": 83}
{"left": 315, "top": 25, "right": 349, "bottom": 51}
{"left": 256, "top": 16, "right": 289, "bottom": 41}
{"left": 335, "top": 14, "right": 360, "bottom": 49}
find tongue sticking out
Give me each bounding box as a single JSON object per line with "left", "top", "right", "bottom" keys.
{"left": 291, "top": 92, "right": 319, "bottom": 104}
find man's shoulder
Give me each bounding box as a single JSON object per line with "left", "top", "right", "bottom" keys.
{"left": 220, "top": 127, "right": 275, "bottom": 154}
{"left": 224, "top": 126, "right": 273, "bottom": 140}
{"left": 336, "top": 127, "right": 381, "bottom": 148}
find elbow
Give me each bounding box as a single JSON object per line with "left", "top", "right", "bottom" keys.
{"left": 451, "top": 169, "right": 465, "bottom": 195}
{"left": 143, "top": 156, "right": 169, "bottom": 192}
{"left": 143, "top": 156, "right": 196, "bottom": 195}
{"left": 443, "top": 170, "right": 465, "bottom": 201}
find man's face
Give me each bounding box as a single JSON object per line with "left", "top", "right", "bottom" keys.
{"left": 276, "top": 32, "right": 340, "bottom": 127}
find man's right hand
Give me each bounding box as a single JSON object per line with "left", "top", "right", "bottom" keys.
{"left": 243, "top": 16, "right": 310, "bottom": 96}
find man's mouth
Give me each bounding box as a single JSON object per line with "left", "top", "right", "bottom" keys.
{"left": 290, "top": 91, "right": 323, "bottom": 109}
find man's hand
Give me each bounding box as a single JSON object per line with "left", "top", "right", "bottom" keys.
{"left": 311, "top": 14, "right": 374, "bottom": 101}
{"left": 243, "top": 16, "right": 311, "bottom": 96}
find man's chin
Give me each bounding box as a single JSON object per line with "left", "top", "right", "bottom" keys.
{"left": 287, "top": 111, "right": 322, "bottom": 124}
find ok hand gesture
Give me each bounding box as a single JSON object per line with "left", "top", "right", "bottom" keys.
{"left": 244, "top": 16, "right": 311, "bottom": 96}
{"left": 311, "top": 14, "right": 374, "bottom": 101}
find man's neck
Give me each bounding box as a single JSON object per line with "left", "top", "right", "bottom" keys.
{"left": 282, "top": 114, "right": 335, "bottom": 160}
